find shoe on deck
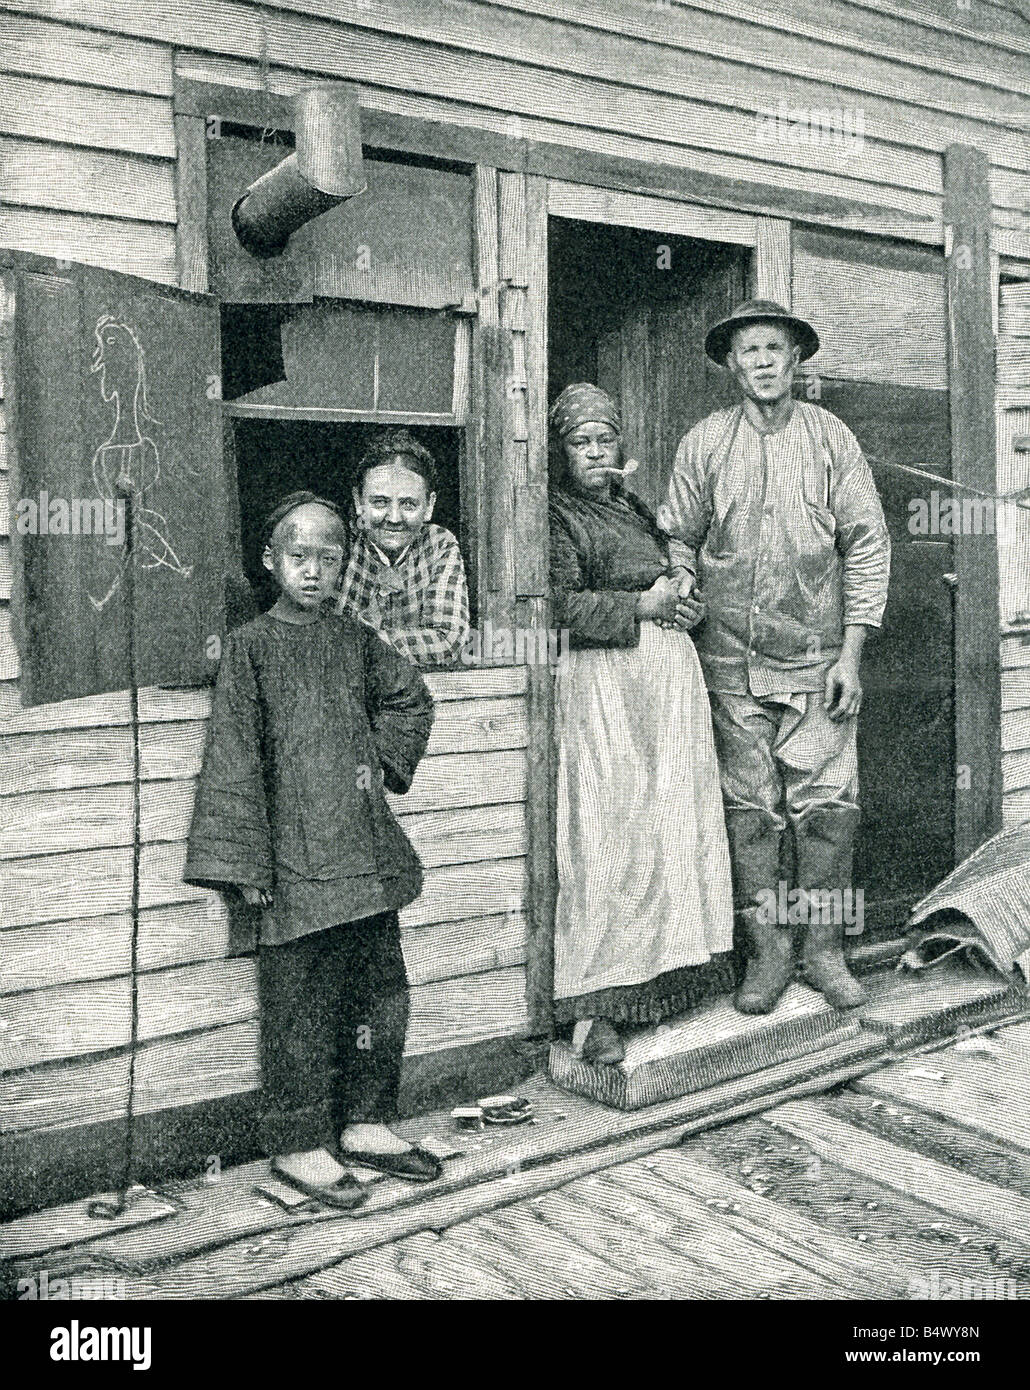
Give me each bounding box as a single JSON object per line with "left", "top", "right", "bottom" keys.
{"left": 269, "top": 1159, "right": 367, "bottom": 1211}
{"left": 336, "top": 1145, "right": 443, "bottom": 1183}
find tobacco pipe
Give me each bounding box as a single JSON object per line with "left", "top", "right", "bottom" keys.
{"left": 595, "top": 457, "right": 640, "bottom": 477}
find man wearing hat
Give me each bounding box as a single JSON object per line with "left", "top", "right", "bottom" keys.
{"left": 657, "top": 300, "right": 891, "bottom": 1015}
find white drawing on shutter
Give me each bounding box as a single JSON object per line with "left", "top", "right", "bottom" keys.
{"left": 88, "top": 313, "right": 194, "bottom": 611}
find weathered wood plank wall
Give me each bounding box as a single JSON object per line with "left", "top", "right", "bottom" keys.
{"left": 997, "top": 278, "right": 1030, "bottom": 830}
{"left": 0, "top": 669, "right": 533, "bottom": 1137}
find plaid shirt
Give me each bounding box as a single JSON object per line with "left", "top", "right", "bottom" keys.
{"left": 335, "top": 523, "right": 471, "bottom": 668}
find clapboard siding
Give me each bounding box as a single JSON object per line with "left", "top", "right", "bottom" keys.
{"left": 13, "top": 0, "right": 1030, "bottom": 170}
{"left": 998, "top": 286, "right": 1030, "bottom": 829}
{"left": 132, "top": 699, "right": 527, "bottom": 781}
{"left": 0, "top": 954, "right": 528, "bottom": 1084}
{"left": 0, "top": 539, "right": 12, "bottom": 600}
{"left": 0, "top": 902, "right": 527, "bottom": 995}
{"left": 0, "top": 735, "right": 526, "bottom": 810}
{"left": 0, "top": 138, "right": 177, "bottom": 223}
{"left": 0, "top": 74, "right": 175, "bottom": 157}
{"left": 995, "top": 400, "right": 1030, "bottom": 628}
{"left": 0, "top": 664, "right": 528, "bottom": 732}
{"left": 252, "top": 0, "right": 1030, "bottom": 173}
{"left": 492, "top": 0, "right": 1030, "bottom": 100}
{"left": 0, "top": 782, "right": 526, "bottom": 862}
{"left": 0, "top": 606, "right": 17, "bottom": 681}
{"left": 0, "top": 208, "right": 177, "bottom": 283}
{"left": 1, "top": 839, "right": 526, "bottom": 930}
{"left": 0, "top": 1020, "right": 260, "bottom": 1134}
{"left": 0, "top": 14, "right": 173, "bottom": 92}
{"left": 1004, "top": 789, "right": 1030, "bottom": 828}
{"left": 0, "top": 957, "right": 531, "bottom": 1133}
{"left": 1002, "top": 668, "right": 1030, "bottom": 711}
{"left": 1002, "top": 706, "right": 1030, "bottom": 754}
{"left": 0, "top": 693, "right": 528, "bottom": 794}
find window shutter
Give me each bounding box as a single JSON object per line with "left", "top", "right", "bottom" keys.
{"left": 8, "top": 254, "right": 236, "bottom": 705}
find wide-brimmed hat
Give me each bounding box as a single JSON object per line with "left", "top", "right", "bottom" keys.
{"left": 704, "top": 298, "right": 820, "bottom": 364}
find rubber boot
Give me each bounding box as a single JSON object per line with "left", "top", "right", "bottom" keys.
{"left": 724, "top": 809, "right": 794, "bottom": 1014}
{"left": 735, "top": 916, "right": 795, "bottom": 1014}
{"left": 800, "top": 918, "right": 867, "bottom": 1008}
{"left": 794, "top": 805, "right": 866, "bottom": 1009}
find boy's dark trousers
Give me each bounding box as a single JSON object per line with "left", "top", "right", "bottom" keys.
{"left": 258, "top": 910, "right": 409, "bottom": 1157}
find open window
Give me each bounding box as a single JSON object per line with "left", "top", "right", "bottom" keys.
{"left": 186, "top": 93, "right": 478, "bottom": 629}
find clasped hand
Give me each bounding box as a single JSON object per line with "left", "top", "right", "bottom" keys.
{"left": 638, "top": 573, "right": 706, "bottom": 630}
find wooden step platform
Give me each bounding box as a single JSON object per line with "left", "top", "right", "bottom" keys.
{"left": 856, "top": 958, "right": 1021, "bottom": 1044}
{"left": 548, "top": 983, "right": 859, "bottom": 1110}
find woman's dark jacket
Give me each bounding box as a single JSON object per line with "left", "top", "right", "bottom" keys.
{"left": 549, "top": 483, "right": 672, "bottom": 648}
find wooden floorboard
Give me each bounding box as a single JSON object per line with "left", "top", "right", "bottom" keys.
{"left": 619, "top": 1150, "right": 905, "bottom": 1297}
{"left": 517, "top": 1186, "right": 736, "bottom": 1299}
{"left": 474, "top": 1206, "right": 661, "bottom": 1299}
{"left": 854, "top": 1034, "right": 1030, "bottom": 1155}
{"left": 297, "top": 1233, "right": 441, "bottom": 1301}
{"left": 575, "top": 1165, "right": 847, "bottom": 1299}
{"left": 766, "top": 1099, "right": 1030, "bottom": 1244}
{"left": 683, "top": 1114, "right": 1030, "bottom": 1297}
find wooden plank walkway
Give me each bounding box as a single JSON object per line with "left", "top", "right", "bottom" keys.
{"left": 257, "top": 1014, "right": 1030, "bottom": 1301}
{"left": 5, "top": 979, "right": 1029, "bottom": 1301}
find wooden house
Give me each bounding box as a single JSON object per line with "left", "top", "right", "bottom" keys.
{"left": 1, "top": 0, "right": 1029, "bottom": 1217}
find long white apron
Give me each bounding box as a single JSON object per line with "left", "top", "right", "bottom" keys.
{"left": 553, "top": 619, "right": 734, "bottom": 1001}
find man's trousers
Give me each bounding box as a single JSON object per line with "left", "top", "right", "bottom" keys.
{"left": 258, "top": 909, "right": 409, "bottom": 1157}
{"left": 707, "top": 688, "right": 860, "bottom": 927}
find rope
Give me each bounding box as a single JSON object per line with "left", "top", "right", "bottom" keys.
{"left": 866, "top": 453, "right": 1030, "bottom": 511}
{"left": 88, "top": 489, "right": 143, "bottom": 1220}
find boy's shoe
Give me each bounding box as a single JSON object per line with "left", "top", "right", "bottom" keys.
{"left": 336, "top": 1144, "right": 443, "bottom": 1183}
{"left": 269, "top": 1157, "right": 368, "bottom": 1211}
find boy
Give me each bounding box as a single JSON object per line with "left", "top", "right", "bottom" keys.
{"left": 185, "top": 491, "right": 441, "bottom": 1207}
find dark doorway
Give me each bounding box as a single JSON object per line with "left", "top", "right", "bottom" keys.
{"left": 548, "top": 216, "right": 749, "bottom": 513}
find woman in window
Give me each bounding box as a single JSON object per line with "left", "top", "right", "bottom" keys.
{"left": 548, "top": 383, "right": 736, "bottom": 1063}
{"left": 337, "top": 428, "right": 470, "bottom": 668}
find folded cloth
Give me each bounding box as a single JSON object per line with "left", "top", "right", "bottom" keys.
{"left": 907, "top": 822, "right": 1030, "bottom": 984}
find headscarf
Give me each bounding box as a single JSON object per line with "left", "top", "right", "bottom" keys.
{"left": 548, "top": 382, "right": 622, "bottom": 439}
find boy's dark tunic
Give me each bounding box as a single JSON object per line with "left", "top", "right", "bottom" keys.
{"left": 185, "top": 610, "right": 434, "bottom": 1150}
{"left": 186, "top": 610, "right": 432, "bottom": 941}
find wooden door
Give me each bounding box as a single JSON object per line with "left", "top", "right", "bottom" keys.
{"left": 4, "top": 251, "right": 236, "bottom": 706}
{"left": 791, "top": 229, "right": 956, "bottom": 929}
